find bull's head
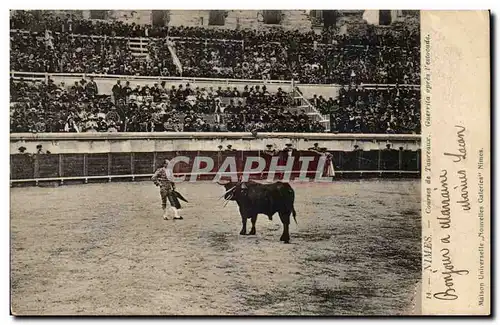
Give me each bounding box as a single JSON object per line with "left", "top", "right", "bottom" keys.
{"left": 217, "top": 180, "right": 248, "bottom": 201}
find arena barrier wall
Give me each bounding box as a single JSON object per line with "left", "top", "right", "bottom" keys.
{"left": 10, "top": 133, "right": 421, "bottom": 185}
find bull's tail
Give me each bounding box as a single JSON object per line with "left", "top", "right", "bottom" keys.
{"left": 289, "top": 186, "right": 297, "bottom": 225}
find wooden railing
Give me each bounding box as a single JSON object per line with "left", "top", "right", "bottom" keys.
{"left": 10, "top": 132, "right": 421, "bottom": 142}
{"left": 10, "top": 29, "right": 245, "bottom": 44}
{"left": 9, "top": 71, "right": 295, "bottom": 86}
{"left": 10, "top": 71, "right": 421, "bottom": 90}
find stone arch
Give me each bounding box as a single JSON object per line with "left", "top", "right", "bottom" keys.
{"left": 262, "top": 10, "right": 282, "bottom": 25}
{"left": 151, "top": 10, "right": 169, "bottom": 26}
{"left": 379, "top": 10, "right": 392, "bottom": 25}
{"left": 209, "top": 10, "right": 226, "bottom": 26}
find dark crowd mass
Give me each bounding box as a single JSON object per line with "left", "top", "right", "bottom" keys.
{"left": 11, "top": 10, "right": 419, "bottom": 47}
{"left": 10, "top": 10, "right": 421, "bottom": 134}
{"left": 10, "top": 78, "right": 325, "bottom": 133}
{"left": 308, "top": 86, "right": 420, "bottom": 134}
{"left": 10, "top": 10, "right": 419, "bottom": 84}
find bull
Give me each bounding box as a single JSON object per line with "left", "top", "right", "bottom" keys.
{"left": 218, "top": 181, "right": 297, "bottom": 243}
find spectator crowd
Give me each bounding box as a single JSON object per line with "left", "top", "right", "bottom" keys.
{"left": 10, "top": 10, "right": 322, "bottom": 42}
{"left": 10, "top": 10, "right": 420, "bottom": 84}
{"left": 10, "top": 10, "right": 420, "bottom": 135}
{"left": 310, "top": 85, "right": 420, "bottom": 134}
{"left": 11, "top": 10, "right": 418, "bottom": 47}
{"left": 11, "top": 32, "right": 138, "bottom": 75}
{"left": 10, "top": 78, "right": 325, "bottom": 133}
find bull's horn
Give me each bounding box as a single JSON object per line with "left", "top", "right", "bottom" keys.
{"left": 216, "top": 180, "right": 229, "bottom": 185}
{"left": 223, "top": 193, "right": 234, "bottom": 207}
{"left": 218, "top": 185, "right": 237, "bottom": 200}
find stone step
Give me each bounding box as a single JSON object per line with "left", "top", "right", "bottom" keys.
{"left": 130, "top": 49, "right": 148, "bottom": 55}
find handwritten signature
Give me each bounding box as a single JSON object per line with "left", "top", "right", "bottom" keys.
{"left": 444, "top": 125, "right": 467, "bottom": 163}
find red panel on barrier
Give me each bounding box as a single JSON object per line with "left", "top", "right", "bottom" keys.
{"left": 9, "top": 149, "right": 420, "bottom": 183}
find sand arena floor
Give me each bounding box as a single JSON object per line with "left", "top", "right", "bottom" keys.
{"left": 11, "top": 179, "right": 421, "bottom": 315}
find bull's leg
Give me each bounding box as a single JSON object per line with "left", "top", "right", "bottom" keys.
{"left": 249, "top": 215, "right": 257, "bottom": 235}
{"left": 278, "top": 211, "right": 291, "bottom": 243}
{"left": 240, "top": 215, "right": 248, "bottom": 235}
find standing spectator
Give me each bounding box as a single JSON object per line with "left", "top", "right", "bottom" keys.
{"left": 85, "top": 76, "right": 98, "bottom": 98}
{"left": 112, "top": 80, "right": 122, "bottom": 102}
